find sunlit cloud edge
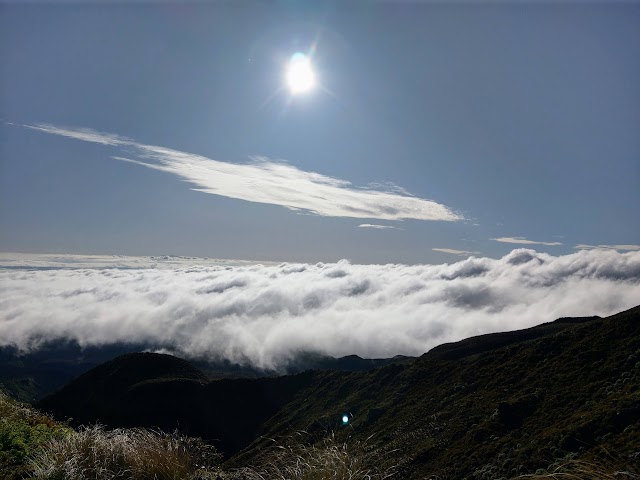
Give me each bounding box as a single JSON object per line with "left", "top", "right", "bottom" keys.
{"left": 492, "top": 236, "right": 563, "bottom": 246}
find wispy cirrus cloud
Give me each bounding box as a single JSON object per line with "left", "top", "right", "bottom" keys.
{"left": 492, "top": 236, "right": 563, "bottom": 246}
{"left": 358, "top": 224, "right": 401, "bottom": 230}
{"left": 575, "top": 244, "right": 640, "bottom": 252}
{"left": 1, "top": 249, "right": 639, "bottom": 370}
{"left": 19, "top": 123, "right": 131, "bottom": 146}
{"left": 18, "top": 123, "right": 462, "bottom": 223}
{"left": 365, "top": 182, "right": 412, "bottom": 196}
{"left": 432, "top": 248, "right": 480, "bottom": 256}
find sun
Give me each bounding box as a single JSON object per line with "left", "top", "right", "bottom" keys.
{"left": 286, "top": 53, "right": 315, "bottom": 95}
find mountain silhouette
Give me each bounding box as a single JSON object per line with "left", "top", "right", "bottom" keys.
{"left": 0, "top": 342, "right": 411, "bottom": 403}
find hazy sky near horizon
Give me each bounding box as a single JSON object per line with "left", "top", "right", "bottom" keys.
{"left": 1, "top": 1, "right": 639, "bottom": 264}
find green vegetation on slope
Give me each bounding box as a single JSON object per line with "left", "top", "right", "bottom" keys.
{"left": 234, "top": 306, "right": 640, "bottom": 479}
{"left": 6, "top": 306, "right": 639, "bottom": 479}
{"left": 0, "top": 390, "right": 223, "bottom": 480}
{"left": 0, "top": 390, "right": 72, "bottom": 479}
{"left": 1, "top": 397, "right": 636, "bottom": 480}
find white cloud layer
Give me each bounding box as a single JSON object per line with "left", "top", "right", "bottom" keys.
{"left": 1, "top": 249, "right": 639, "bottom": 370}
{"left": 493, "top": 237, "right": 563, "bottom": 246}
{"left": 20, "top": 123, "right": 461, "bottom": 223}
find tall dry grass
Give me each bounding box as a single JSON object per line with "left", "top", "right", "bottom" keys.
{"left": 517, "top": 454, "right": 639, "bottom": 480}
{"left": 0, "top": 389, "right": 59, "bottom": 428}
{"left": 233, "top": 432, "right": 397, "bottom": 480}
{"left": 29, "top": 424, "right": 222, "bottom": 480}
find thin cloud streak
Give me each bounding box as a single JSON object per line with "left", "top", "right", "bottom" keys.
{"left": 1, "top": 249, "right": 638, "bottom": 370}
{"left": 20, "top": 123, "right": 462, "bottom": 223}
{"left": 575, "top": 244, "right": 640, "bottom": 251}
{"left": 432, "top": 248, "right": 480, "bottom": 256}
{"left": 493, "top": 236, "right": 563, "bottom": 246}
{"left": 20, "top": 123, "right": 131, "bottom": 146}
{"left": 358, "top": 224, "right": 401, "bottom": 230}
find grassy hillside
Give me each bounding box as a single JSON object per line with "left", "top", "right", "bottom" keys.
{"left": 233, "top": 306, "right": 640, "bottom": 478}
{"left": 0, "top": 390, "right": 223, "bottom": 480}
{"left": 0, "top": 390, "right": 72, "bottom": 479}
{"left": 32, "top": 306, "right": 640, "bottom": 478}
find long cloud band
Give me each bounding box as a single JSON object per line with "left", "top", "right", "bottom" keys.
{"left": 19, "top": 123, "right": 462, "bottom": 222}
{"left": 1, "top": 248, "right": 639, "bottom": 370}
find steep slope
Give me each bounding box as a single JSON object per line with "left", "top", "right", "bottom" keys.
{"left": 232, "top": 306, "right": 640, "bottom": 478}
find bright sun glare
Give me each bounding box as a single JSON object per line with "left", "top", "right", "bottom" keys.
{"left": 286, "top": 53, "right": 315, "bottom": 94}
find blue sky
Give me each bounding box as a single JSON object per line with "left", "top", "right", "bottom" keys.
{"left": 1, "top": 1, "right": 639, "bottom": 264}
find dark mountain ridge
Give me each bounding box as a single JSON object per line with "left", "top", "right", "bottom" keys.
{"left": 31, "top": 350, "right": 410, "bottom": 456}
{"left": 37, "top": 352, "right": 318, "bottom": 455}
{"left": 424, "top": 315, "right": 600, "bottom": 361}
{"left": 0, "top": 341, "right": 410, "bottom": 402}
{"left": 235, "top": 306, "right": 639, "bottom": 478}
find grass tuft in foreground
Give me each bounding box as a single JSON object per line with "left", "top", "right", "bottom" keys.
{"left": 29, "top": 424, "right": 222, "bottom": 480}
{"left": 230, "top": 432, "right": 397, "bottom": 480}
{"left": 517, "top": 451, "right": 639, "bottom": 480}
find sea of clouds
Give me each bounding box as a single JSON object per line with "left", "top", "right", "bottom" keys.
{"left": 1, "top": 248, "right": 639, "bottom": 370}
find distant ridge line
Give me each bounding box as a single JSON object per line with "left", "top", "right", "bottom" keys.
{"left": 424, "top": 314, "right": 602, "bottom": 361}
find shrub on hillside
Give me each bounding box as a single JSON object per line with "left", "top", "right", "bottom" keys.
{"left": 0, "top": 391, "right": 72, "bottom": 480}
{"left": 30, "top": 424, "right": 222, "bottom": 480}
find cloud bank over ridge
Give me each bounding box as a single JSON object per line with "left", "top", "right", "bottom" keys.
{"left": 19, "top": 123, "right": 461, "bottom": 223}
{"left": 1, "top": 249, "right": 639, "bottom": 370}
